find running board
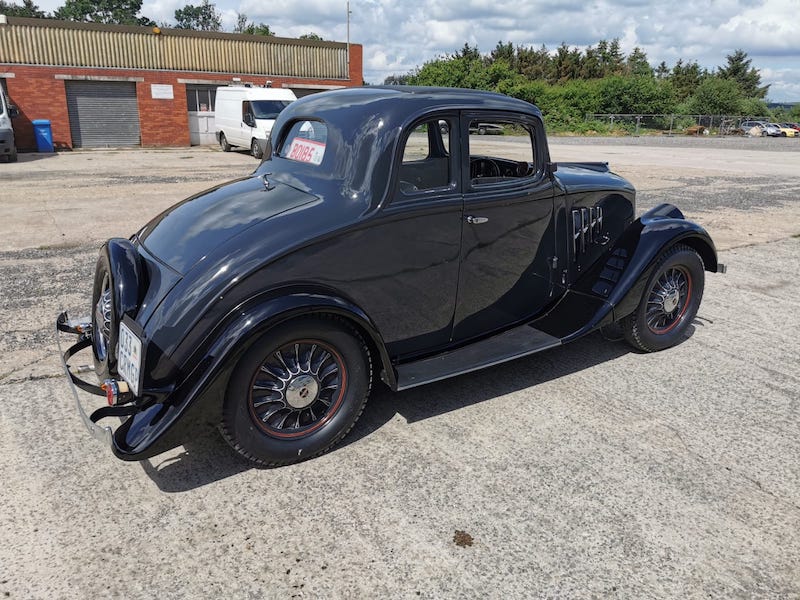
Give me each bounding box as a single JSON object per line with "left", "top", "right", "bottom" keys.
{"left": 395, "top": 325, "right": 561, "bottom": 391}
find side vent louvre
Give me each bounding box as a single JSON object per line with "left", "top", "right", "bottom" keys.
{"left": 572, "top": 206, "right": 603, "bottom": 259}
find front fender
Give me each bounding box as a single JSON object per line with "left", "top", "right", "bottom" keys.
{"left": 603, "top": 203, "right": 721, "bottom": 321}
{"left": 110, "top": 292, "right": 394, "bottom": 460}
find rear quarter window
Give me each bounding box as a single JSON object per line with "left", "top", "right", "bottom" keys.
{"left": 278, "top": 120, "right": 328, "bottom": 165}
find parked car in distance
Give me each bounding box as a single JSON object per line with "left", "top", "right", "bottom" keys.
{"left": 215, "top": 84, "right": 296, "bottom": 158}
{"left": 58, "top": 86, "right": 726, "bottom": 467}
{"left": 783, "top": 123, "right": 800, "bottom": 133}
{"left": 0, "top": 85, "right": 18, "bottom": 163}
{"left": 771, "top": 123, "right": 797, "bottom": 137}
{"left": 469, "top": 122, "right": 504, "bottom": 135}
{"left": 739, "top": 120, "right": 781, "bottom": 137}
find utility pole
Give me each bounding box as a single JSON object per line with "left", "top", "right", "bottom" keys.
{"left": 346, "top": 1, "right": 351, "bottom": 79}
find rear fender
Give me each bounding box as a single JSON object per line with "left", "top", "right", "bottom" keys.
{"left": 104, "top": 238, "right": 145, "bottom": 320}
{"left": 110, "top": 291, "right": 394, "bottom": 460}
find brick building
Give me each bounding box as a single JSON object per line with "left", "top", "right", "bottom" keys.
{"left": 0, "top": 15, "right": 363, "bottom": 151}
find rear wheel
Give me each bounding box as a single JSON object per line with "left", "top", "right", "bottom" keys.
{"left": 220, "top": 318, "right": 372, "bottom": 466}
{"left": 219, "top": 132, "right": 231, "bottom": 152}
{"left": 91, "top": 252, "right": 118, "bottom": 380}
{"left": 250, "top": 138, "right": 263, "bottom": 159}
{"left": 622, "top": 244, "right": 705, "bottom": 352}
{"left": 8, "top": 148, "right": 17, "bottom": 162}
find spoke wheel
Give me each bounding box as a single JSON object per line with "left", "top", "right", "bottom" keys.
{"left": 221, "top": 318, "right": 372, "bottom": 466}
{"left": 91, "top": 251, "right": 119, "bottom": 379}
{"left": 249, "top": 340, "right": 345, "bottom": 438}
{"left": 622, "top": 244, "right": 705, "bottom": 352}
{"left": 645, "top": 266, "right": 691, "bottom": 334}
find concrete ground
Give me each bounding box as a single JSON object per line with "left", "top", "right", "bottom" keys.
{"left": 0, "top": 139, "right": 798, "bottom": 598}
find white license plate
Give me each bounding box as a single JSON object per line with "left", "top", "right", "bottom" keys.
{"left": 117, "top": 321, "right": 142, "bottom": 396}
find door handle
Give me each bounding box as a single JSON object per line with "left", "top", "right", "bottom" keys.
{"left": 465, "top": 215, "right": 489, "bottom": 225}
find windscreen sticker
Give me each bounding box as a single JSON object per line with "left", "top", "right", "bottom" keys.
{"left": 287, "top": 137, "right": 326, "bottom": 165}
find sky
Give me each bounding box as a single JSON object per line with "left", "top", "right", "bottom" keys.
{"left": 33, "top": 0, "right": 800, "bottom": 101}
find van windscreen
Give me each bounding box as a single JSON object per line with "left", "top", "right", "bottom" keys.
{"left": 251, "top": 100, "right": 293, "bottom": 120}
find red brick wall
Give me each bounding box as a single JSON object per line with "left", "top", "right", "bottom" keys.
{"left": 1, "top": 44, "right": 363, "bottom": 150}
{"left": 4, "top": 66, "right": 72, "bottom": 151}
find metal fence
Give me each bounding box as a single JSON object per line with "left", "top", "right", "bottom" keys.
{"left": 585, "top": 114, "right": 777, "bottom": 136}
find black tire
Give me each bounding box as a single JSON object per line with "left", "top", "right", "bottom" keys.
{"left": 91, "top": 251, "right": 118, "bottom": 380}
{"left": 219, "top": 132, "right": 231, "bottom": 152}
{"left": 8, "top": 148, "right": 17, "bottom": 163}
{"left": 220, "top": 317, "right": 372, "bottom": 466}
{"left": 251, "top": 138, "right": 263, "bottom": 159}
{"left": 478, "top": 126, "right": 487, "bottom": 135}
{"left": 622, "top": 244, "right": 705, "bottom": 352}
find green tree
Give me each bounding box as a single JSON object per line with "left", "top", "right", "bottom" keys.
{"left": 625, "top": 47, "right": 652, "bottom": 77}
{"left": 174, "top": 0, "right": 220, "bottom": 31}
{"left": 233, "top": 13, "right": 273, "bottom": 36}
{"left": 685, "top": 77, "right": 743, "bottom": 115}
{"left": 597, "top": 76, "right": 675, "bottom": 114}
{"left": 54, "top": 0, "right": 153, "bottom": 25}
{"left": 299, "top": 32, "right": 323, "bottom": 40}
{"left": 655, "top": 61, "right": 669, "bottom": 79}
{"left": 517, "top": 44, "right": 552, "bottom": 81}
{"left": 669, "top": 59, "right": 706, "bottom": 101}
{"left": 0, "top": 0, "right": 47, "bottom": 17}
{"left": 717, "top": 49, "right": 769, "bottom": 99}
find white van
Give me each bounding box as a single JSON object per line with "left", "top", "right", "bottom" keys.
{"left": 214, "top": 85, "right": 296, "bottom": 158}
{"left": 0, "top": 84, "right": 18, "bottom": 163}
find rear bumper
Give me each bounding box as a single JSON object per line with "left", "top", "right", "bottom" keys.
{"left": 56, "top": 312, "right": 143, "bottom": 454}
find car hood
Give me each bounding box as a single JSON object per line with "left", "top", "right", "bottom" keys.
{"left": 138, "top": 175, "right": 317, "bottom": 274}
{"left": 555, "top": 162, "right": 635, "bottom": 195}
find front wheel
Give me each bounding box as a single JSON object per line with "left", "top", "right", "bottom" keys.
{"left": 622, "top": 244, "right": 705, "bottom": 352}
{"left": 220, "top": 318, "right": 372, "bottom": 466}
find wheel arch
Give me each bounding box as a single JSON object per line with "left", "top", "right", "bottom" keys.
{"left": 203, "top": 291, "right": 395, "bottom": 396}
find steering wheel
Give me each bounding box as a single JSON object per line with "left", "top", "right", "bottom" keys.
{"left": 471, "top": 158, "right": 500, "bottom": 179}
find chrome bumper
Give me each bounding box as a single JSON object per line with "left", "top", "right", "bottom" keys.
{"left": 56, "top": 312, "right": 135, "bottom": 446}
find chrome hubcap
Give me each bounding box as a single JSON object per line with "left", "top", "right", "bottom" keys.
{"left": 286, "top": 374, "right": 319, "bottom": 409}
{"left": 646, "top": 267, "right": 690, "bottom": 333}
{"left": 250, "top": 341, "right": 343, "bottom": 433}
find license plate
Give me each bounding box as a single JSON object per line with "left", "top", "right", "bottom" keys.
{"left": 117, "top": 321, "right": 142, "bottom": 396}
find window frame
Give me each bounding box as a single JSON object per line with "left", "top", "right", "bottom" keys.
{"left": 461, "top": 111, "right": 546, "bottom": 193}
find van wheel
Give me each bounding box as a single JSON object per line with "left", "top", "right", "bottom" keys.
{"left": 219, "top": 133, "right": 231, "bottom": 152}
{"left": 251, "top": 138, "right": 263, "bottom": 159}
{"left": 7, "top": 149, "right": 17, "bottom": 162}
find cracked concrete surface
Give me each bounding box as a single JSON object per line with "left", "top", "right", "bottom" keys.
{"left": 0, "top": 141, "right": 798, "bottom": 598}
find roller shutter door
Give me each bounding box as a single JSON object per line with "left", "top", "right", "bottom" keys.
{"left": 66, "top": 81, "right": 141, "bottom": 148}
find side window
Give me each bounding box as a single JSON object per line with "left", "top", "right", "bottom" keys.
{"left": 398, "top": 118, "right": 453, "bottom": 195}
{"left": 278, "top": 120, "right": 328, "bottom": 165}
{"left": 468, "top": 118, "right": 536, "bottom": 185}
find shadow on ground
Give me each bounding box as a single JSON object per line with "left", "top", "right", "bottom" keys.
{"left": 140, "top": 331, "right": 632, "bottom": 492}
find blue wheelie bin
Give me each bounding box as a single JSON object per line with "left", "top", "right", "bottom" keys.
{"left": 32, "top": 119, "right": 54, "bottom": 153}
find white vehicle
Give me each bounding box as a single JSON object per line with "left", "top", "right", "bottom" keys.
{"left": 214, "top": 85, "right": 296, "bottom": 158}
{"left": 0, "top": 84, "right": 18, "bottom": 163}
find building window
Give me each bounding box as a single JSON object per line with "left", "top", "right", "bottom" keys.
{"left": 186, "top": 85, "right": 217, "bottom": 112}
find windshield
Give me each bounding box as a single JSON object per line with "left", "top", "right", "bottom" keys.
{"left": 251, "top": 100, "right": 293, "bottom": 120}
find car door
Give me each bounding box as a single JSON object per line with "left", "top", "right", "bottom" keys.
{"left": 452, "top": 111, "right": 557, "bottom": 343}
{"left": 365, "top": 114, "right": 464, "bottom": 358}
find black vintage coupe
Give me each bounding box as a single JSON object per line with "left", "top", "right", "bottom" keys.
{"left": 58, "top": 87, "right": 725, "bottom": 466}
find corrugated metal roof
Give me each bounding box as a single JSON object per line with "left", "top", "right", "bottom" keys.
{"left": 0, "top": 17, "right": 349, "bottom": 79}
